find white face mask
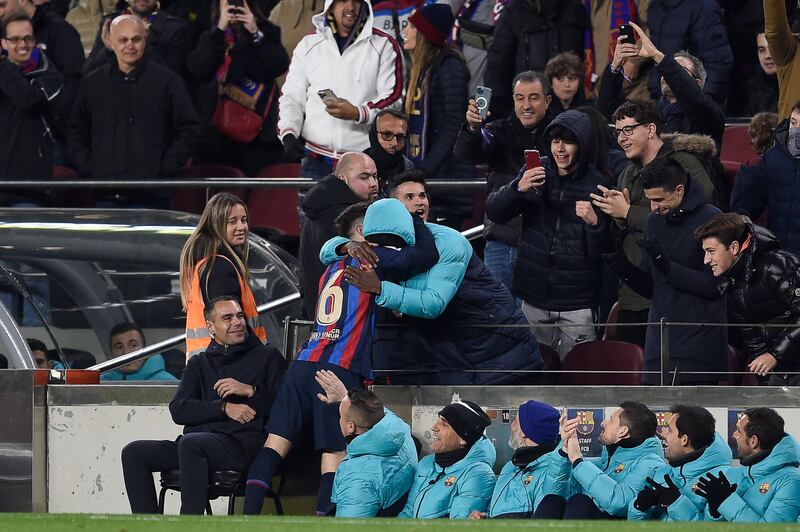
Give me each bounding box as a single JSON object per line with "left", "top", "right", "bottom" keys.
{"left": 508, "top": 432, "right": 524, "bottom": 450}
{"left": 788, "top": 127, "right": 800, "bottom": 158}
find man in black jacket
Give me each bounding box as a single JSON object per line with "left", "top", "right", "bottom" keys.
{"left": 120, "top": 296, "right": 287, "bottom": 514}
{"left": 695, "top": 213, "right": 800, "bottom": 385}
{"left": 298, "top": 151, "right": 378, "bottom": 317}
{"left": 454, "top": 70, "right": 552, "bottom": 295}
{"left": 0, "top": 12, "right": 64, "bottom": 205}
{"left": 598, "top": 23, "right": 725, "bottom": 148}
{"left": 66, "top": 15, "right": 202, "bottom": 208}
{"left": 84, "top": 0, "right": 190, "bottom": 76}
{"left": 363, "top": 108, "right": 413, "bottom": 192}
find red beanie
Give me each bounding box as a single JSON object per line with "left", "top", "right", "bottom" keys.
{"left": 408, "top": 4, "right": 453, "bottom": 47}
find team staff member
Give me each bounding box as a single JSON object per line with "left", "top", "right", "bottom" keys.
{"left": 243, "top": 199, "right": 438, "bottom": 516}
{"left": 629, "top": 405, "right": 732, "bottom": 521}
{"left": 399, "top": 400, "right": 496, "bottom": 519}
{"left": 179, "top": 192, "right": 266, "bottom": 360}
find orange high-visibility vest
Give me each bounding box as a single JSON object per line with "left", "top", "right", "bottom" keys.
{"left": 185, "top": 255, "right": 267, "bottom": 360}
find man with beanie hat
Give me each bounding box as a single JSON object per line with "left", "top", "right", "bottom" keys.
{"left": 470, "top": 400, "right": 569, "bottom": 519}
{"left": 400, "top": 400, "right": 497, "bottom": 519}
{"left": 537, "top": 401, "right": 667, "bottom": 520}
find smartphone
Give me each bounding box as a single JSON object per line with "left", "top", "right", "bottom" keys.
{"left": 525, "top": 149, "right": 541, "bottom": 170}
{"left": 619, "top": 24, "right": 636, "bottom": 45}
{"left": 474, "top": 86, "right": 492, "bottom": 120}
{"left": 317, "top": 88, "right": 337, "bottom": 101}
{"left": 229, "top": 0, "right": 244, "bottom": 6}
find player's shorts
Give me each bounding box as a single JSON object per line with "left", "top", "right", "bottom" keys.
{"left": 266, "top": 360, "right": 364, "bottom": 452}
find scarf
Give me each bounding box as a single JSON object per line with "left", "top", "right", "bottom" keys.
{"left": 121, "top": 5, "right": 159, "bottom": 25}
{"left": 364, "top": 119, "right": 406, "bottom": 182}
{"left": 583, "top": 0, "right": 637, "bottom": 93}
{"left": 407, "top": 65, "right": 432, "bottom": 165}
{"left": 215, "top": 27, "right": 268, "bottom": 112}
{"left": 17, "top": 47, "right": 41, "bottom": 75}
{"left": 434, "top": 446, "right": 470, "bottom": 469}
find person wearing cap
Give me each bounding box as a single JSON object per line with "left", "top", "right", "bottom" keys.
{"left": 470, "top": 400, "right": 568, "bottom": 519}
{"left": 399, "top": 400, "right": 497, "bottom": 519}
{"left": 402, "top": 3, "right": 473, "bottom": 230}
{"left": 537, "top": 401, "right": 666, "bottom": 520}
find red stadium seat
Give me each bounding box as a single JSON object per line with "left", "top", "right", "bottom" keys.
{"left": 246, "top": 164, "right": 302, "bottom": 238}
{"left": 559, "top": 340, "right": 643, "bottom": 385}
{"left": 720, "top": 125, "right": 757, "bottom": 164}
{"left": 720, "top": 345, "right": 743, "bottom": 386}
{"left": 538, "top": 342, "right": 560, "bottom": 385}
{"left": 173, "top": 165, "right": 246, "bottom": 214}
{"left": 602, "top": 302, "right": 620, "bottom": 341}
{"left": 53, "top": 165, "right": 93, "bottom": 206}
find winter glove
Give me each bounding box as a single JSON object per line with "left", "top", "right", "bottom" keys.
{"left": 633, "top": 478, "right": 661, "bottom": 511}
{"left": 282, "top": 134, "right": 305, "bottom": 162}
{"left": 658, "top": 474, "right": 681, "bottom": 507}
{"left": 696, "top": 471, "right": 736, "bottom": 518}
{"left": 637, "top": 238, "right": 670, "bottom": 275}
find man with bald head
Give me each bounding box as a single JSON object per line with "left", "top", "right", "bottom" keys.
{"left": 66, "top": 15, "right": 202, "bottom": 208}
{"left": 298, "top": 151, "right": 379, "bottom": 317}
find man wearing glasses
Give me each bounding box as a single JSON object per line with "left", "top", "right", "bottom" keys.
{"left": 590, "top": 99, "right": 716, "bottom": 349}
{"left": 363, "top": 108, "right": 413, "bottom": 193}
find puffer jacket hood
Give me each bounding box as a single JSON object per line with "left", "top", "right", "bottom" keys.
{"left": 362, "top": 198, "right": 416, "bottom": 246}
{"left": 662, "top": 133, "right": 717, "bottom": 158}
{"left": 347, "top": 408, "right": 409, "bottom": 458}
{"left": 542, "top": 109, "right": 592, "bottom": 174}
{"left": 674, "top": 432, "right": 733, "bottom": 481}
{"left": 664, "top": 176, "right": 708, "bottom": 224}
{"left": 599, "top": 435, "right": 664, "bottom": 464}
{"left": 435, "top": 435, "right": 497, "bottom": 473}
{"left": 747, "top": 434, "right": 800, "bottom": 476}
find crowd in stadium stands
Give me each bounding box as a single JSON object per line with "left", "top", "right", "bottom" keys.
{"left": 3, "top": 0, "right": 800, "bottom": 382}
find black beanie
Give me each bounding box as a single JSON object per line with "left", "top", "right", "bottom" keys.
{"left": 439, "top": 400, "right": 491, "bottom": 445}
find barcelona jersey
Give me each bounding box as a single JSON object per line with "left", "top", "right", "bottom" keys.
{"left": 296, "top": 257, "right": 376, "bottom": 378}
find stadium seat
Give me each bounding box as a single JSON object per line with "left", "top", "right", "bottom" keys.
{"left": 246, "top": 164, "right": 302, "bottom": 238}
{"left": 720, "top": 125, "right": 757, "bottom": 164}
{"left": 158, "top": 469, "right": 285, "bottom": 515}
{"left": 172, "top": 165, "right": 246, "bottom": 214}
{"left": 53, "top": 165, "right": 94, "bottom": 207}
{"left": 601, "top": 302, "right": 620, "bottom": 341}
{"left": 559, "top": 340, "right": 643, "bottom": 385}
{"left": 538, "top": 342, "right": 560, "bottom": 385}
{"left": 720, "top": 345, "right": 743, "bottom": 386}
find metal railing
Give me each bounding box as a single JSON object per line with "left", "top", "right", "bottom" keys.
{"left": 0, "top": 178, "right": 488, "bottom": 189}
{"left": 87, "top": 292, "right": 301, "bottom": 373}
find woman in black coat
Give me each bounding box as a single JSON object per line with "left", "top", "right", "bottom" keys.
{"left": 403, "top": 3, "right": 473, "bottom": 229}
{"left": 187, "top": 0, "right": 289, "bottom": 175}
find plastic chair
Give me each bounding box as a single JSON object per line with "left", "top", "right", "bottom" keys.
{"left": 602, "top": 302, "right": 620, "bottom": 341}
{"left": 559, "top": 340, "right": 643, "bottom": 385}
{"left": 246, "top": 164, "right": 302, "bottom": 238}
{"left": 158, "top": 469, "right": 285, "bottom": 515}
{"left": 537, "top": 342, "right": 560, "bottom": 385}
{"left": 172, "top": 164, "right": 246, "bottom": 214}
{"left": 720, "top": 125, "right": 757, "bottom": 164}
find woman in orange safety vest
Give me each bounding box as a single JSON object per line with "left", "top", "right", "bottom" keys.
{"left": 179, "top": 192, "right": 267, "bottom": 360}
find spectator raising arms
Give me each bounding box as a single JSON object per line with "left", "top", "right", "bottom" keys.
{"left": 179, "top": 192, "right": 267, "bottom": 360}
{"left": 187, "top": 0, "right": 289, "bottom": 175}
{"left": 403, "top": 4, "right": 473, "bottom": 230}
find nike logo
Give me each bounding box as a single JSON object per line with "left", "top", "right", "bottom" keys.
{"left": 435, "top": 217, "right": 446, "bottom": 222}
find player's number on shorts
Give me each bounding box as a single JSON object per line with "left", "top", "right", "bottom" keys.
{"left": 316, "top": 269, "right": 344, "bottom": 326}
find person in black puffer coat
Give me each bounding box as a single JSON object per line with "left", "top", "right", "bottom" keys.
{"left": 403, "top": 4, "right": 474, "bottom": 230}
{"left": 695, "top": 214, "right": 800, "bottom": 386}
{"left": 483, "top": 0, "right": 586, "bottom": 119}
{"left": 486, "top": 109, "right": 609, "bottom": 358}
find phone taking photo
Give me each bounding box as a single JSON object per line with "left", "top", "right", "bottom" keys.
{"left": 474, "top": 86, "right": 492, "bottom": 120}
{"left": 317, "top": 88, "right": 337, "bottom": 101}
{"left": 619, "top": 24, "right": 636, "bottom": 45}
{"left": 525, "top": 149, "right": 541, "bottom": 170}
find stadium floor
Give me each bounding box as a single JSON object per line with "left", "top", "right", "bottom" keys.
{"left": 0, "top": 514, "right": 795, "bottom": 531}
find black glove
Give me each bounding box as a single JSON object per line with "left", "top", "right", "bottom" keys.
{"left": 658, "top": 474, "right": 681, "bottom": 507}
{"left": 633, "top": 478, "right": 661, "bottom": 511}
{"left": 696, "top": 471, "right": 736, "bottom": 518}
{"left": 637, "top": 238, "right": 670, "bottom": 275}
{"left": 603, "top": 239, "right": 636, "bottom": 279}
{"left": 282, "top": 134, "right": 305, "bottom": 162}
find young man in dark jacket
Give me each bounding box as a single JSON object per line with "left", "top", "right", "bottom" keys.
{"left": 695, "top": 213, "right": 800, "bottom": 385}
{"left": 614, "top": 157, "right": 725, "bottom": 384}
{"left": 120, "top": 296, "right": 287, "bottom": 515}
{"left": 66, "top": 15, "right": 202, "bottom": 208}
{"left": 0, "top": 12, "right": 64, "bottom": 205}
{"left": 454, "top": 70, "right": 553, "bottom": 295}
{"left": 486, "top": 110, "right": 609, "bottom": 359}
{"left": 298, "top": 152, "right": 379, "bottom": 318}
{"left": 84, "top": 0, "right": 190, "bottom": 76}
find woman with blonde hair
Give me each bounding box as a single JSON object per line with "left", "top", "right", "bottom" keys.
{"left": 179, "top": 192, "right": 266, "bottom": 359}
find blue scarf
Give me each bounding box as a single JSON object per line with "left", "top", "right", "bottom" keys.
{"left": 406, "top": 66, "right": 431, "bottom": 165}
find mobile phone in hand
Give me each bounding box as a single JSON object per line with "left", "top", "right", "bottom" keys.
{"left": 229, "top": 0, "right": 244, "bottom": 6}
{"left": 474, "top": 86, "right": 492, "bottom": 120}
{"left": 619, "top": 24, "right": 636, "bottom": 45}
{"left": 317, "top": 88, "right": 337, "bottom": 101}
{"left": 525, "top": 149, "right": 541, "bottom": 170}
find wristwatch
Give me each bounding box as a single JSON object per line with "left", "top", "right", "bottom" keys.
{"left": 251, "top": 30, "right": 264, "bottom": 44}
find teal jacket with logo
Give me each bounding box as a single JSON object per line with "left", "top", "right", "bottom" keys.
{"left": 717, "top": 434, "right": 800, "bottom": 523}
{"left": 332, "top": 408, "right": 418, "bottom": 517}
{"left": 100, "top": 354, "right": 176, "bottom": 381}
{"left": 628, "top": 432, "right": 732, "bottom": 521}
{"left": 399, "top": 436, "right": 496, "bottom": 519}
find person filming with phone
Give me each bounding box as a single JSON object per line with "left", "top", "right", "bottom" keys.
{"left": 454, "top": 70, "right": 554, "bottom": 295}
{"left": 486, "top": 109, "right": 609, "bottom": 359}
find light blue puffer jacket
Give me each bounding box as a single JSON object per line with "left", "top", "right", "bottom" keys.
{"left": 488, "top": 447, "right": 569, "bottom": 518}
{"left": 628, "top": 432, "right": 732, "bottom": 521}
{"left": 100, "top": 354, "right": 176, "bottom": 381}
{"left": 332, "top": 408, "right": 418, "bottom": 518}
{"left": 399, "top": 436, "right": 497, "bottom": 519}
